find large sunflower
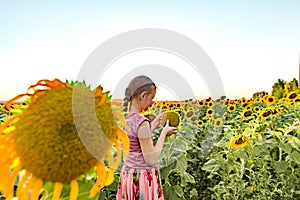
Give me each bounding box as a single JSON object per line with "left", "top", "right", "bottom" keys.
{"left": 160, "top": 110, "right": 181, "bottom": 127}
{"left": 0, "top": 79, "right": 129, "bottom": 199}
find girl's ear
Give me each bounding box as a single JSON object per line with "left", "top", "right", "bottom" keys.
{"left": 139, "top": 92, "right": 147, "bottom": 101}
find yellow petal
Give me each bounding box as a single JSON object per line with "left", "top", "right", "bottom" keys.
{"left": 53, "top": 182, "right": 63, "bottom": 200}
{"left": 70, "top": 180, "right": 78, "bottom": 200}
{"left": 116, "top": 127, "right": 129, "bottom": 154}
{"left": 2, "top": 126, "right": 16, "bottom": 134}
{"left": 10, "top": 157, "right": 20, "bottom": 169}
{"left": 105, "top": 168, "right": 115, "bottom": 186}
{"left": 6, "top": 164, "right": 22, "bottom": 199}
{"left": 31, "top": 178, "right": 43, "bottom": 200}
{"left": 21, "top": 176, "right": 35, "bottom": 200}
{"left": 89, "top": 162, "right": 107, "bottom": 198}
{"left": 17, "top": 170, "right": 30, "bottom": 199}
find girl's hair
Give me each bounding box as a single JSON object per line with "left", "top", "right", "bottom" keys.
{"left": 123, "top": 75, "right": 156, "bottom": 112}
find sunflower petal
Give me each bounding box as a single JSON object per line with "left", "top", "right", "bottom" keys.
{"left": 6, "top": 164, "right": 22, "bottom": 199}
{"left": 0, "top": 153, "right": 18, "bottom": 196}
{"left": 89, "top": 162, "right": 107, "bottom": 198}
{"left": 0, "top": 115, "right": 19, "bottom": 134}
{"left": 31, "top": 178, "right": 43, "bottom": 200}
{"left": 21, "top": 176, "right": 35, "bottom": 200}
{"left": 116, "top": 127, "right": 129, "bottom": 154}
{"left": 70, "top": 179, "right": 78, "bottom": 200}
{"left": 17, "top": 170, "right": 30, "bottom": 199}
{"left": 53, "top": 182, "right": 63, "bottom": 200}
{"left": 0, "top": 163, "right": 10, "bottom": 197}
{"left": 105, "top": 168, "right": 115, "bottom": 186}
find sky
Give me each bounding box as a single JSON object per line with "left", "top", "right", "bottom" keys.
{"left": 0, "top": 1, "right": 299, "bottom": 101}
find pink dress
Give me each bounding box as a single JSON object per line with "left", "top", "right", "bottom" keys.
{"left": 117, "top": 112, "right": 164, "bottom": 200}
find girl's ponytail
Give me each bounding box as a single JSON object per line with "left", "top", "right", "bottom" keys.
{"left": 123, "top": 87, "right": 131, "bottom": 112}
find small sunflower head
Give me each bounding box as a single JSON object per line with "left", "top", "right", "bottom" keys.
{"left": 184, "top": 107, "right": 195, "bottom": 119}
{"left": 190, "top": 115, "right": 198, "bottom": 121}
{"left": 293, "top": 95, "right": 300, "bottom": 103}
{"left": 253, "top": 106, "right": 261, "bottom": 112}
{"left": 287, "top": 91, "right": 298, "bottom": 101}
{"left": 197, "top": 100, "right": 205, "bottom": 106}
{"left": 161, "top": 110, "right": 180, "bottom": 127}
{"left": 271, "top": 106, "right": 282, "bottom": 117}
{"left": 213, "top": 118, "right": 223, "bottom": 128}
{"left": 265, "top": 95, "right": 276, "bottom": 105}
{"left": 242, "top": 109, "right": 253, "bottom": 119}
{"left": 227, "top": 104, "right": 236, "bottom": 113}
{"left": 229, "top": 135, "right": 250, "bottom": 149}
{"left": 260, "top": 108, "right": 272, "bottom": 121}
{"left": 206, "top": 109, "right": 214, "bottom": 117}
{"left": 197, "top": 119, "right": 204, "bottom": 127}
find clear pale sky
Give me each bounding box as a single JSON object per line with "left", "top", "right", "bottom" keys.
{"left": 1, "top": 1, "right": 299, "bottom": 101}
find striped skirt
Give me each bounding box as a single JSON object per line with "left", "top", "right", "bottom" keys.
{"left": 116, "top": 166, "right": 164, "bottom": 200}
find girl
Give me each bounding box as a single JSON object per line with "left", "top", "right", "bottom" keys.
{"left": 117, "top": 75, "right": 177, "bottom": 200}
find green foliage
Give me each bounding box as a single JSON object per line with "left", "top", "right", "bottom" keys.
{"left": 0, "top": 109, "right": 7, "bottom": 125}
{"left": 201, "top": 101, "right": 300, "bottom": 199}
{"left": 272, "top": 78, "right": 299, "bottom": 99}
{"left": 66, "top": 79, "right": 112, "bottom": 101}
{"left": 288, "top": 78, "right": 299, "bottom": 92}
{"left": 272, "top": 78, "right": 287, "bottom": 99}
{"left": 65, "top": 79, "right": 91, "bottom": 88}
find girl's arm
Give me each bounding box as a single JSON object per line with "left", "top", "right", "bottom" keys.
{"left": 138, "top": 120, "right": 177, "bottom": 166}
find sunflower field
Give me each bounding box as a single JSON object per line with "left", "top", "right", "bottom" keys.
{"left": 1, "top": 78, "right": 300, "bottom": 200}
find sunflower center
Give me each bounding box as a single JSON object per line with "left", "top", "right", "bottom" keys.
{"left": 289, "top": 93, "right": 297, "bottom": 99}
{"left": 244, "top": 110, "right": 252, "bottom": 117}
{"left": 262, "top": 111, "right": 271, "bottom": 117}
{"left": 235, "top": 137, "right": 246, "bottom": 145}
{"left": 215, "top": 120, "right": 221, "bottom": 126}
{"left": 14, "top": 87, "right": 116, "bottom": 182}
{"left": 229, "top": 105, "right": 235, "bottom": 111}
{"left": 268, "top": 97, "right": 274, "bottom": 103}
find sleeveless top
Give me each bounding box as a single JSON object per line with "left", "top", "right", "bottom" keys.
{"left": 123, "top": 112, "right": 158, "bottom": 169}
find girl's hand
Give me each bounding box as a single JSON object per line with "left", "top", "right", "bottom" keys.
{"left": 163, "top": 120, "right": 177, "bottom": 137}
{"left": 150, "top": 111, "right": 166, "bottom": 132}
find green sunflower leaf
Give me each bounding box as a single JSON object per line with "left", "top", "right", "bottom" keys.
{"left": 290, "top": 151, "right": 300, "bottom": 164}
{"left": 202, "top": 158, "right": 220, "bottom": 172}
{"left": 272, "top": 161, "right": 289, "bottom": 173}
{"left": 279, "top": 143, "right": 293, "bottom": 154}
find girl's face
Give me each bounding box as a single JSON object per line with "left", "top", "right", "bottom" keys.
{"left": 140, "top": 88, "right": 156, "bottom": 111}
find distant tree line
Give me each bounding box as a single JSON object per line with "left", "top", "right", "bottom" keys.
{"left": 252, "top": 78, "right": 298, "bottom": 99}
